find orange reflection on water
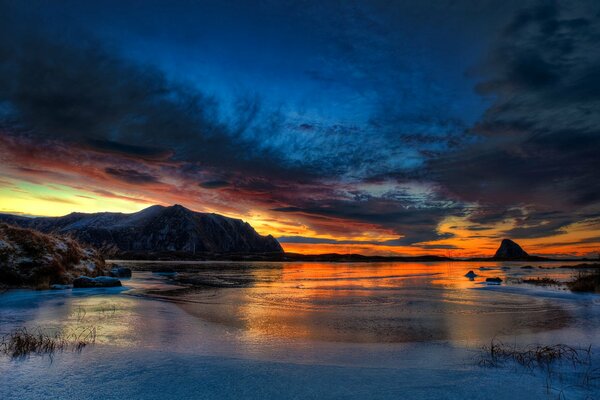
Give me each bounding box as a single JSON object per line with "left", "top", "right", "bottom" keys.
{"left": 178, "top": 262, "right": 570, "bottom": 344}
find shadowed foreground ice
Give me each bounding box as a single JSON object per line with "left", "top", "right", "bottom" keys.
{"left": 1, "top": 262, "right": 599, "bottom": 399}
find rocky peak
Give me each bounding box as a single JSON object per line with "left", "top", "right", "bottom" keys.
{"left": 493, "top": 239, "right": 529, "bottom": 260}
{"left": 167, "top": 204, "right": 188, "bottom": 213}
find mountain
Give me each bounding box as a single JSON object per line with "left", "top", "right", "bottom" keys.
{"left": 0, "top": 205, "right": 283, "bottom": 258}
{"left": 493, "top": 239, "right": 529, "bottom": 260}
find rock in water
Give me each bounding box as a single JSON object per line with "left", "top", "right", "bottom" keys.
{"left": 493, "top": 239, "right": 529, "bottom": 260}
{"left": 109, "top": 266, "right": 132, "bottom": 278}
{"left": 50, "top": 284, "right": 72, "bottom": 290}
{"left": 73, "top": 276, "right": 122, "bottom": 288}
{"left": 152, "top": 267, "right": 177, "bottom": 276}
{"left": 465, "top": 270, "right": 477, "bottom": 279}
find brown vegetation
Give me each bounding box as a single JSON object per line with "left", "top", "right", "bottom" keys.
{"left": 0, "top": 326, "right": 96, "bottom": 358}
{"left": 522, "top": 277, "right": 561, "bottom": 286}
{"left": 567, "top": 269, "right": 600, "bottom": 293}
{"left": 0, "top": 223, "right": 106, "bottom": 288}
{"left": 480, "top": 339, "right": 591, "bottom": 370}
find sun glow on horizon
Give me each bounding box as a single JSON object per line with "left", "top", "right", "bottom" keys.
{"left": 1, "top": 177, "right": 599, "bottom": 258}
{"left": 0, "top": 179, "right": 152, "bottom": 217}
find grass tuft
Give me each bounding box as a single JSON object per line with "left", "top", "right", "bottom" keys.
{"left": 0, "top": 326, "right": 96, "bottom": 359}
{"left": 567, "top": 269, "right": 600, "bottom": 293}
{"left": 480, "top": 339, "right": 591, "bottom": 370}
{"left": 522, "top": 277, "right": 561, "bottom": 286}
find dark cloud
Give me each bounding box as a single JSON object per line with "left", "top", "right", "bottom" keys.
{"left": 0, "top": 0, "right": 487, "bottom": 190}
{"left": 0, "top": 4, "right": 302, "bottom": 181}
{"left": 86, "top": 139, "right": 172, "bottom": 160}
{"left": 417, "top": 244, "right": 461, "bottom": 250}
{"left": 431, "top": 1, "right": 600, "bottom": 239}
{"left": 501, "top": 211, "right": 600, "bottom": 239}
{"left": 274, "top": 196, "right": 462, "bottom": 245}
{"left": 277, "top": 236, "right": 460, "bottom": 249}
{"left": 272, "top": 207, "right": 304, "bottom": 213}
{"left": 104, "top": 168, "right": 160, "bottom": 185}
{"left": 534, "top": 235, "right": 600, "bottom": 249}
{"left": 199, "top": 180, "right": 229, "bottom": 189}
{"left": 278, "top": 236, "right": 378, "bottom": 245}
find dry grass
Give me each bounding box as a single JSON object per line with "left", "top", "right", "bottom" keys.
{"left": 480, "top": 339, "right": 591, "bottom": 370}
{"left": 522, "top": 277, "right": 561, "bottom": 286}
{"left": 567, "top": 269, "right": 600, "bottom": 293}
{"left": 480, "top": 339, "right": 600, "bottom": 397}
{"left": 0, "top": 326, "right": 96, "bottom": 359}
{"left": 0, "top": 223, "right": 106, "bottom": 288}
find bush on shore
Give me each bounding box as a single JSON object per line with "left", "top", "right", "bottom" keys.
{"left": 567, "top": 269, "right": 600, "bottom": 293}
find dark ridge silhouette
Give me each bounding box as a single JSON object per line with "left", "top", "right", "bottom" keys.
{"left": 0, "top": 205, "right": 283, "bottom": 257}
{"left": 0, "top": 211, "right": 584, "bottom": 262}
{"left": 494, "top": 239, "right": 529, "bottom": 260}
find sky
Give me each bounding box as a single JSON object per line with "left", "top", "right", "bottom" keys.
{"left": 1, "top": 0, "right": 599, "bottom": 257}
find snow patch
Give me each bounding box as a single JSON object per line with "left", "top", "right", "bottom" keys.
{"left": 54, "top": 240, "right": 68, "bottom": 252}
{"left": 77, "top": 260, "right": 98, "bottom": 272}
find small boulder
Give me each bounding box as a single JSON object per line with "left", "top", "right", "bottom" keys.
{"left": 152, "top": 267, "right": 177, "bottom": 276}
{"left": 50, "top": 284, "right": 72, "bottom": 290}
{"left": 109, "top": 266, "right": 132, "bottom": 278}
{"left": 73, "top": 276, "right": 122, "bottom": 288}
{"left": 465, "top": 270, "right": 478, "bottom": 279}
{"left": 485, "top": 277, "right": 503, "bottom": 285}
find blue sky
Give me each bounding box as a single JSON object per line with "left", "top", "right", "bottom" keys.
{"left": 33, "top": 0, "right": 491, "bottom": 177}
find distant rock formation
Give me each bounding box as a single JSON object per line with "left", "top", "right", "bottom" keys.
{"left": 493, "top": 239, "right": 529, "bottom": 260}
{"left": 0, "top": 223, "right": 107, "bottom": 288}
{"left": 0, "top": 204, "right": 283, "bottom": 258}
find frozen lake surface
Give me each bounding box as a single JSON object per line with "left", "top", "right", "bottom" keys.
{"left": 1, "top": 261, "right": 599, "bottom": 399}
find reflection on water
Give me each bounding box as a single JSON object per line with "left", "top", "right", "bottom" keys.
{"left": 0, "top": 261, "right": 597, "bottom": 350}
{"left": 160, "top": 261, "right": 584, "bottom": 343}
{"left": 0, "top": 281, "right": 193, "bottom": 350}
{"left": 2, "top": 261, "right": 599, "bottom": 400}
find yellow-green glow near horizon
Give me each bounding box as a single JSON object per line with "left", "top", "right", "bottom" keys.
{"left": 0, "top": 180, "right": 146, "bottom": 216}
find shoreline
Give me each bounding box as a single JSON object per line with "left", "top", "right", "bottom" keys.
{"left": 108, "top": 258, "right": 600, "bottom": 265}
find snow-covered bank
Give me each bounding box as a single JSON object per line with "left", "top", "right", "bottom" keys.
{"left": 2, "top": 345, "right": 597, "bottom": 400}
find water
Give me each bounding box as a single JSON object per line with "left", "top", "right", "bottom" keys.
{"left": 1, "top": 261, "right": 599, "bottom": 399}
{"left": 114, "top": 261, "right": 598, "bottom": 346}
